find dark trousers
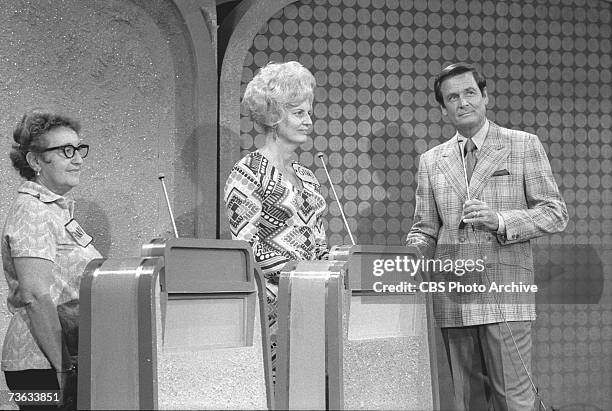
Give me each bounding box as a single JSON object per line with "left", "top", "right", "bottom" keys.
{"left": 4, "top": 369, "right": 59, "bottom": 411}
{"left": 442, "top": 321, "right": 535, "bottom": 411}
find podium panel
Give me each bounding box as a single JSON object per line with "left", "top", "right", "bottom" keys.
{"left": 78, "top": 257, "right": 162, "bottom": 410}
{"left": 156, "top": 312, "right": 268, "bottom": 409}
{"left": 276, "top": 260, "right": 346, "bottom": 410}
{"left": 143, "top": 238, "right": 271, "bottom": 409}
{"left": 80, "top": 239, "right": 272, "bottom": 410}
{"left": 274, "top": 248, "right": 437, "bottom": 410}
{"left": 144, "top": 238, "right": 256, "bottom": 351}
{"left": 333, "top": 245, "right": 439, "bottom": 411}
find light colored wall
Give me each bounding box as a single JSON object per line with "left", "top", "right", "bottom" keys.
{"left": 0, "top": 0, "right": 203, "bottom": 403}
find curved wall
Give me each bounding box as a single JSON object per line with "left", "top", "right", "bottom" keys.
{"left": 0, "top": 0, "right": 213, "bottom": 403}
{"left": 218, "top": 0, "right": 298, "bottom": 237}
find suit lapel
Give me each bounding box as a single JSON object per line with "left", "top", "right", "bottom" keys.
{"left": 469, "top": 123, "right": 510, "bottom": 199}
{"left": 436, "top": 136, "right": 468, "bottom": 201}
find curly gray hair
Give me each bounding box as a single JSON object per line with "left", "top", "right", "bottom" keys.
{"left": 242, "top": 61, "right": 316, "bottom": 133}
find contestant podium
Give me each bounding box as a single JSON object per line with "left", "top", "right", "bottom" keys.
{"left": 275, "top": 260, "right": 347, "bottom": 409}
{"left": 78, "top": 238, "right": 272, "bottom": 410}
{"left": 78, "top": 257, "right": 162, "bottom": 409}
{"left": 335, "top": 245, "right": 438, "bottom": 410}
{"left": 276, "top": 245, "right": 438, "bottom": 410}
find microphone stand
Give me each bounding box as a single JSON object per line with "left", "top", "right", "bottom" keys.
{"left": 317, "top": 152, "right": 356, "bottom": 246}
{"left": 158, "top": 173, "right": 179, "bottom": 238}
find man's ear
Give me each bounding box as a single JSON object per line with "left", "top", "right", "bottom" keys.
{"left": 25, "top": 151, "right": 41, "bottom": 173}
{"left": 440, "top": 106, "right": 448, "bottom": 118}
{"left": 482, "top": 87, "right": 489, "bottom": 105}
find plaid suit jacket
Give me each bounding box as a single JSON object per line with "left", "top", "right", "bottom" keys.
{"left": 406, "top": 121, "right": 568, "bottom": 327}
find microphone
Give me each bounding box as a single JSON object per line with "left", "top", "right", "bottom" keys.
{"left": 458, "top": 138, "right": 472, "bottom": 202}
{"left": 458, "top": 139, "right": 471, "bottom": 229}
{"left": 316, "top": 152, "right": 356, "bottom": 245}
{"left": 158, "top": 173, "right": 179, "bottom": 238}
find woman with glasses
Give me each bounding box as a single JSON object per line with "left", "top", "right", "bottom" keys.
{"left": 1, "top": 110, "right": 101, "bottom": 410}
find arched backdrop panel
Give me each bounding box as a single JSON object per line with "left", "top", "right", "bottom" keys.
{"left": 236, "top": 0, "right": 612, "bottom": 410}
{"left": 218, "top": 0, "right": 299, "bottom": 238}
{"left": 0, "top": 0, "right": 217, "bottom": 403}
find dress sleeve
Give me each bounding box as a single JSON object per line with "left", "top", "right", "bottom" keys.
{"left": 497, "top": 133, "right": 568, "bottom": 244}
{"left": 224, "top": 163, "right": 289, "bottom": 276}
{"left": 6, "top": 201, "right": 56, "bottom": 262}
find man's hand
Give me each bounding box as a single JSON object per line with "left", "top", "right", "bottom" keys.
{"left": 462, "top": 199, "right": 499, "bottom": 231}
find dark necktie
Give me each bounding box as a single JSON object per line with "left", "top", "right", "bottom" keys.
{"left": 464, "top": 138, "right": 477, "bottom": 183}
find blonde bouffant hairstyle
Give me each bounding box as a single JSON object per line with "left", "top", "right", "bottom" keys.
{"left": 242, "top": 61, "right": 316, "bottom": 133}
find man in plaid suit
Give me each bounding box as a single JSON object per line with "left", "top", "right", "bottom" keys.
{"left": 406, "top": 63, "right": 568, "bottom": 410}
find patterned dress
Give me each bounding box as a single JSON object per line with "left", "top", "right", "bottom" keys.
{"left": 1, "top": 181, "right": 102, "bottom": 371}
{"left": 224, "top": 150, "right": 328, "bottom": 378}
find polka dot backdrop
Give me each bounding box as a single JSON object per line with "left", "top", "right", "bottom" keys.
{"left": 240, "top": 0, "right": 611, "bottom": 408}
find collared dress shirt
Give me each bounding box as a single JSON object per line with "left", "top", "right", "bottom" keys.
{"left": 1, "top": 181, "right": 102, "bottom": 370}
{"left": 456, "top": 121, "right": 506, "bottom": 234}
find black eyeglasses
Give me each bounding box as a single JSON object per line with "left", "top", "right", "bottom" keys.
{"left": 40, "top": 144, "right": 89, "bottom": 159}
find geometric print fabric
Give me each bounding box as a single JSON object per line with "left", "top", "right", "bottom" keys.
{"left": 224, "top": 150, "right": 328, "bottom": 275}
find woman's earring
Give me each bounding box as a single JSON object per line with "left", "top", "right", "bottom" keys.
{"left": 35, "top": 169, "right": 40, "bottom": 177}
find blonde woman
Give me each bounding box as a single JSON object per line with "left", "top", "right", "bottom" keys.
{"left": 224, "top": 61, "right": 329, "bottom": 379}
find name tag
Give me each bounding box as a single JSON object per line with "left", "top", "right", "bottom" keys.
{"left": 292, "top": 163, "right": 318, "bottom": 186}
{"left": 64, "top": 219, "right": 93, "bottom": 247}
